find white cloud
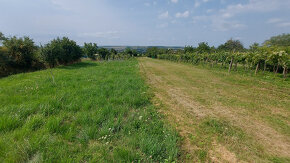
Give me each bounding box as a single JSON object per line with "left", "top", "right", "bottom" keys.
{"left": 212, "top": 19, "right": 247, "bottom": 31}
{"left": 219, "top": 0, "right": 290, "bottom": 19}
{"left": 171, "top": 0, "right": 178, "bottom": 3}
{"left": 277, "top": 22, "right": 290, "bottom": 27}
{"left": 194, "top": 1, "right": 200, "bottom": 8}
{"left": 158, "top": 11, "right": 169, "bottom": 19}
{"left": 267, "top": 18, "right": 283, "bottom": 24}
{"left": 192, "top": 0, "right": 290, "bottom": 31}
{"left": 145, "top": 1, "right": 157, "bottom": 7}
{"left": 175, "top": 11, "right": 189, "bottom": 18}
{"left": 194, "top": 0, "right": 210, "bottom": 8}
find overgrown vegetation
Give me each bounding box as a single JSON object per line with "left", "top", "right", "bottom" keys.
{"left": 0, "top": 60, "right": 179, "bottom": 162}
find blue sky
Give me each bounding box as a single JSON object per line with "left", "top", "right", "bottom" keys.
{"left": 0, "top": 0, "right": 290, "bottom": 47}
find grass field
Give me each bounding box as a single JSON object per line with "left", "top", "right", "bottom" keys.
{"left": 139, "top": 57, "right": 290, "bottom": 162}
{"left": 0, "top": 59, "right": 179, "bottom": 162}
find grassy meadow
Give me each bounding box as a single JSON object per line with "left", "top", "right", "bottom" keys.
{"left": 0, "top": 59, "right": 179, "bottom": 162}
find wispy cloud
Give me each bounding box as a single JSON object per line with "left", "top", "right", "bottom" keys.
{"left": 277, "top": 22, "right": 290, "bottom": 27}
{"left": 267, "top": 18, "right": 283, "bottom": 24}
{"left": 175, "top": 11, "right": 189, "bottom": 18}
{"left": 171, "top": 0, "right": 178, "bottom": 4}
{"left": 194, "top": 0, "right": 210, "bottom": 8}
{"left": 192, "top": 0, "right": 290, "bottom": 31}
{"left": 158, "top": 11, "right": 169, "bottom": 19}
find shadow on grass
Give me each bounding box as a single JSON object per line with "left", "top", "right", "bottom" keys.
{"left": 58, "top": 62, "right": 99, "bottom": 70}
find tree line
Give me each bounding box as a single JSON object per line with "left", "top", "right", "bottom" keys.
{"left": 146, "top": 34, "right": 290, "bottom": 78}
{"left": 0, "top": 32, "right": 134, "bottom": 77}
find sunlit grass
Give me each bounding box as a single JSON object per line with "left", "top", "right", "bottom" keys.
{"left": 0, "top": 59, "right": 179, "bottom": 162}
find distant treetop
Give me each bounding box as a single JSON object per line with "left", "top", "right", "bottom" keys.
{"left": 264, "top": 33, "right": 290, "bottom": 47}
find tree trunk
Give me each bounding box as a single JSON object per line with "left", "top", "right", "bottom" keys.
{"left": 263, "top": 62, "right": 267, "bottom": 74}
{"left": 255, "top": 63, "right": 259, "bottom": 75}
{"left": 275, "top": 64, "right": 279, "bottom": 74}
{"left": 234, "top": 62, "right": 238, "bottom": 71}
{"left": 228, "top": 57, "right": 234, "bottom": 73}
{"left": 283, "top": 67, "right": 287, "bottom": 78}
{"left": 273, "top": 65, "right": 276, "bottom": 73}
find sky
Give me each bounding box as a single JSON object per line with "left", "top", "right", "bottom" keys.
{"left": 0, "top": 0, "right": 290, "bottom": 47}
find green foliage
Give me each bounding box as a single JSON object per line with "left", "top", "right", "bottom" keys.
{"left": 83, "top": 43, "right": 98, "bottom": 60}
{"left": 184, "top": 46, "right": 195, "bottom": 53}
{"left": 98, "top": 48, "right": 110, "bottom": 60}
{"left": 3, "top": 36, "right": 38, "bottom": 68}
{"left": 196, "top": 42, "right": 211, "bottom": 53}
{"left": 0, "top": 32, "right": 6, "bottom": 41}
{"left": 0, "top": 35, "right": 44, "bottom": 77}
{"left": 264, "top": 33, "right": 290, "bottom": 47}
{"left": 146, "top": 47, "right": 162, "bottom": 58}
{"left": 41, "top": 37, "right": 82, "bottom": 68}
{"left": 224, "top": 39, "right": 244, "bottom": 52}
{"left": 157, "top": 47, "right": 289, "bottom": 78}
{"left": 123, "top": 47, "right": 138, "bottom": 57}
{"left": 0, "top": 60, "right": 179, "bottom": 162}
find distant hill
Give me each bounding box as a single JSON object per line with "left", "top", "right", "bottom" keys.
{"left": 100, "top": 46, "right": 184, "bottom": 53}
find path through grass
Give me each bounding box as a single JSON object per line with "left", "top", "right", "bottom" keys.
{"left": 139, "top": 57, "right": 290, "bottom": 162}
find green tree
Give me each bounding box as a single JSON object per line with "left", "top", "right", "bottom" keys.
{"left": 249, "top": 43, "right": 259, "bottom": 52}
{"left": 41, "top": 37, "right": 82, "bottom": 67}
{"left": 98, "top": 48, "right": 110, "bottom": 60}
{"left": 146, "top": 47, "right": 160, "bottom": 58}
{"left": 83, "top": 43, "right": 98, "bottom": 60}
{"left": 184, "top": 46, "right": 195, "bottom": 53}
{"left": 223, "top": 39, "right": 244, "bottom": 52}
{"left": 3, "top": 36, "right": 38, "bottom": 68}
{"left": 0, "top": 32, "right": 6, "bottom": 41}
{"left": 264, "top": 33, "right": 290, "bottom": 47}
{"left": 196, "top": 42, "right": 211, "bottom": 53}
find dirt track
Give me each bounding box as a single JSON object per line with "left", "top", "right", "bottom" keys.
{"left": 139, "top": 57, "right": 290, "bottom": 162}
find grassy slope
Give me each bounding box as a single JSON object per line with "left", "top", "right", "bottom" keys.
{"left": 139, "top": 57, "right": 290, "bottom": 162}
{"left": 0, "top": 60, "right": 179, "bottom": 162}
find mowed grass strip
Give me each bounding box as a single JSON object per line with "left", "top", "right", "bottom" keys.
{"left": 139, "top": 57, "right": 290, "bottom": 162}
{"left": 0, "top": 59, "right": 179, "bottom": 162}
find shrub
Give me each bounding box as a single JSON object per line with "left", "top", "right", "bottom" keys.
{"left": 41, "top": 37, "right": 82, "bottom": 68}
{"left": 83, "top": 43, "right": 98, "bottom": 60}
{"left": 0, "top": 35, "right": 44, "bottom": 77}
{"left": 98, "top": 48, "right": 110, "bottom": 60}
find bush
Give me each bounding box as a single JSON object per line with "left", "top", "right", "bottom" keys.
{"left": 3, "top": 36, "right": 39, "bottom": 68}
{"left": 98, "top": 48, "right": 110, "bottom": 60}
{"left": 0, "top": 35, "right": 44, "bottom": 77}
{"left": 41, "top": 37, "right": 82, "bottom": 68}
{"left": 83, "top": 43, "right": 98, "bottom": 60}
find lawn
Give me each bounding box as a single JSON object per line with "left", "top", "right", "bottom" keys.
{"left": 0, "top": 59, "right": 179, "bottom": 162}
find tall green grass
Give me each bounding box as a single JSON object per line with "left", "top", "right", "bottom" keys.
{"left": 0, "top": 59, "right": 179, "bottom": 162}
